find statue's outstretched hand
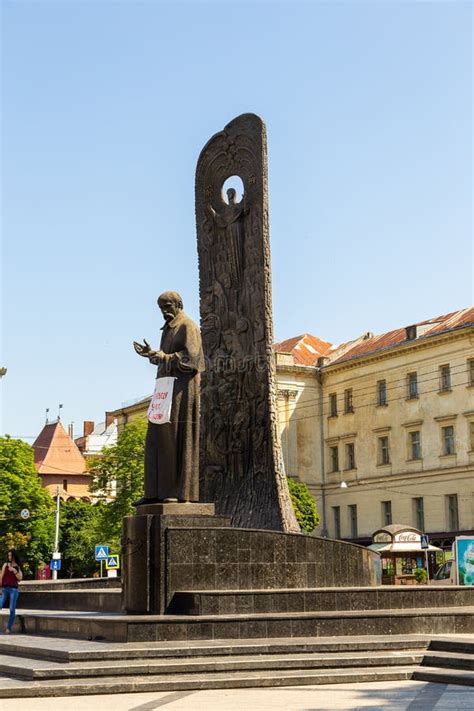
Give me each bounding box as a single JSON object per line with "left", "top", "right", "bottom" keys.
{"left": 133, "top": 339, "right": 152, "bottom": 357}
{"left": 133, "top": 340, "right": 165, "bottom": 364}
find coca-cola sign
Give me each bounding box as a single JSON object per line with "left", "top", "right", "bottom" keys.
{"left": 394, "top": 532, "right": 420, "bottom": 543}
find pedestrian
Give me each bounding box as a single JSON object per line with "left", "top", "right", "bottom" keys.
{"left": 0, "top": 549, "right": 23, "bottom": 634}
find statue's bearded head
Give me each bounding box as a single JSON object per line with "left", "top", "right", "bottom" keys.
{"left": 158, "top": 291, "right": 183, "bottom": 323}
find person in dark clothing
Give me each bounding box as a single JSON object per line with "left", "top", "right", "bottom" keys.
{"left": 0, "top": 549, "right": 23, "bottom": 634}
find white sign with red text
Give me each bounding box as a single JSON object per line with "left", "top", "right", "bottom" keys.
{"left": 147, "top": 377, "right": 176, "bottom": 424}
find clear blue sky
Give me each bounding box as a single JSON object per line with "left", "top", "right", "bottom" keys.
{"left": 1, "top": 0, "right": 472, "bottom": 442}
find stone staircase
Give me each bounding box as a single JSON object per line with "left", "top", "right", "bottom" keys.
{"left": 0, "top": 634, "right": 430, "bottom": 697}
{"left": 12, "top": 584, "right": 474, "bottom": 643}
{"left": 413, "top": 638, "right": 474, "bottom": 687}
{"left": 0, "top": 581, "right": 471, "bottom": 696}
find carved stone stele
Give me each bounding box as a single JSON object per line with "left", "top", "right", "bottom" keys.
{"left": 195, "top": 113, "right": 299, "bottom": 533}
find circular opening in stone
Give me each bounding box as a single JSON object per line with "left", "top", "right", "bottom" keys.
{"left": 222, "top": 175, "right": 244, "bottom": 204}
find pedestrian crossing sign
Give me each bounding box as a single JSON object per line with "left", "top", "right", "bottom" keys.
{"left": 95, "top": 545, "right": 109, "bottom": 561}
{"left": 106, "top": 555, "right": 120, "bottom": 570}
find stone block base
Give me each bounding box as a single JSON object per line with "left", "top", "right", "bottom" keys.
{"left": 135, "top": 502, "right": 215, "bottom": 516}
{"left": 122, "top": 512, "right": 229, "bottom": 614}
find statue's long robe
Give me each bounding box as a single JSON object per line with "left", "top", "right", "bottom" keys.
{"left": 144, "top": 311, "right": 204, "bottom": 501}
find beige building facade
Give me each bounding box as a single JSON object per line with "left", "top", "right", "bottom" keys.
{"left": 276, "top": 309, "right": 474, "bottom": 548}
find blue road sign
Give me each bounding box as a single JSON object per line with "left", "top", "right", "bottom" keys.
{"left": 50, "top": 559, "right": 61, "bottom": 571}
{"left": 421, "top": 535, "right": 429, "bottom": 549}
{"left": 95, "top": 545, "right": 109, "bottom": 560}
{"left": 106, "top": 555, "right": 120, "bottom": 570}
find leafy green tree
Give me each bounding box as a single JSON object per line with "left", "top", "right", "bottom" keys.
{"left": 60, "top": 499, "right": 104, "bottom": 577}
{"left": 287, "top": 477, "right": 320, "bottom": 534}
{"left": 89, "top": 418, "right": 147, "bottom": 548}
{"left": 0, "top": 436, "right": 55, "bottom": 575}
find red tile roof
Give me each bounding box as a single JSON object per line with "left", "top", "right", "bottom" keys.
{"left": 275, "top": 308, "right": 474, "bottom": 367}
{"left": 273, "top": 333, "right": 333, "bottom": 366}
{"left": 33, "top": 421, "right": 87, "bottom": 475}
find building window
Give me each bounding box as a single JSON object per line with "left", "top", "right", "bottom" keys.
{"left": 439, "top": 364, "right": 451, "bottom": 392}
{"left": 470, "top": 421, "right": 474, "bottom": 452}
{"left": 329, "top": 393, "right": 338, "bottom": 417}
{"left": 407, "top": 372, "right": 418, "bottom": 399}
{"left": 346, "top": 442, "right": 356, "bottom": 470}
{"left": 344, "top": 389, "right": 354, "bottom": 414}
{"left": 377, "top": 380, "right": 387, "bottom": 406}
{"left": 333, "top": 506, "right": 341, "bottom": 538}
{"left": 330, "top": 446, "right": 339, "bottom": 473}
{"left": 348, "top": 504, "right": 358, "bottom": 538}
{"left": 382, "top": 500, "right": 392, "bottom": 526}
{"left": 378, "top": 436, "right": 390, "bottom": 465}
{"left": 413, "top": 497, "right": 425, "bottom": 531}
{"left": 63, "top": 479, "right": 68, "bottom": 491}
{"left": 469, "top": 359, "right": 474, "bottom": 386}
{"left": 442, "top": 425, "right": 455, "bottom": 455}
{"left": 446, "top": 494, "right": 459, "bottom": 532}
{"left": 410, "top": 430, "right": 422, "bottom": 460}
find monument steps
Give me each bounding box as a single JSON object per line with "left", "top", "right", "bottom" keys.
{"left": 411, "top": 638, "right": 474, "bottom": 687}
{"left": 420, "top": 650, "right": 474, "bottom": 670}
{"left": 0, "top": 633, "right": 430, "bottom": 663}
{"left": 169, "top": 585, "right": 474, "bottom": 615}
{"left": 1, "top": 634, "right": 473, "bottom": 696}
{"left": 18, "top": 590, "right": 122, "bottom": 613}
{"left": 0, "top": 665, "right": 420, "bottom": 698}
{"left": 20, "top": 578, "right": 120, "bottom": 592}
{"left": 413, "top": 667, "right": 474, "bottom": 687}
{"left": 13, "top": 605, "right": 474, "bottom": 643}
{"left": 0, "top": 649, "right": 425, "bottom": 680}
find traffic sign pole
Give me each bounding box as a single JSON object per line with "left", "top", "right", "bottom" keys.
{"left": 95, "top": 545, "right": 109, "bottom": 577}
{"left": 52, "top": 487, "right": 61, "bottom": 580}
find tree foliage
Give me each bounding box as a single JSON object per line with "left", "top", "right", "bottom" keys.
{"left": 60, "top": 499, "right": 104, "bottom": 577}
{"left": 0, "top": 436, "right": 55, "bottom": 575}
{"left": 287, "top": 477, "right": 320, "bottom": 534}
{"left": 88, "top": 418, "right": 147, "bottom": 548}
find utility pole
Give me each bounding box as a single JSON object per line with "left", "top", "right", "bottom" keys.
{"left": 52, "top": 487, "right": 61, "bottom": 581}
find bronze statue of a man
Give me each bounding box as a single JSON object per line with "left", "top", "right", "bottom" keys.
{"left": 133, "top": 291, "right": 204, "bottom": 504}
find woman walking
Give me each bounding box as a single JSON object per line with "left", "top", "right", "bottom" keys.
{"left": 0, "top": 550, "right": 23, "bottom": 634}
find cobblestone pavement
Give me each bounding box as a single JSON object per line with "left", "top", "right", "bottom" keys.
{"left": 1, "top": 681, "right": 471, "bottom": 711}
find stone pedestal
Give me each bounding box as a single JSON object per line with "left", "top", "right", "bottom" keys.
{"left": 134, "top": 502, "right": 216, "bottom": 517}
{"left": 122, "top": 503, "right": 229, "bottom": 614}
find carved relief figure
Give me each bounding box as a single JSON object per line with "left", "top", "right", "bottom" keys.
{"left": 207, "top": 188, "right": 248, "bottom": 287}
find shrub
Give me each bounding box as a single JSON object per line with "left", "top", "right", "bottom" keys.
{"left": 287, "top": 478, "right": 320, "bottom": 534}
{"left": 414, "top": 567, "right": 428, "bottom": 584}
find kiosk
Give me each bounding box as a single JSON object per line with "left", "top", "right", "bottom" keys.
{"left": 368, "top": 524, "right": 442, "bottom": 584}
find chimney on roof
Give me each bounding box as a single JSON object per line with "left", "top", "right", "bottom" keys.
{"left": 405, "top": 325, "right": 417, "bottom": 341}
{"left": 83, "top": 421, "right": 94, "bottom": 437}
{"left": 68, "top": 423, "right": 74, "bottom": 439}
{"left": 105, "top": 412, "right": 114, "bottom": 428}
{"left": 363, "top": 332, "right": 373, "bottom": 340}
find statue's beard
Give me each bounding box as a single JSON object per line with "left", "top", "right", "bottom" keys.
{"left": 163, "top": 312, "right": 174, "bottom": 321}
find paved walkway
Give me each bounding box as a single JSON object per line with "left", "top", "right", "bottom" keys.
{"left": 2, "top": 681, "right": 470, "bottom": 710}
